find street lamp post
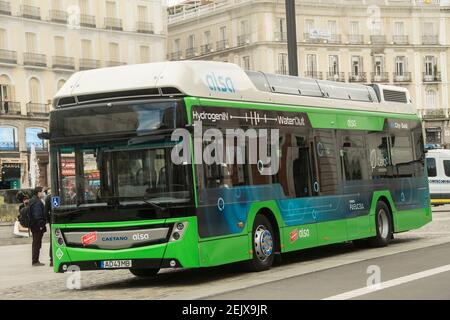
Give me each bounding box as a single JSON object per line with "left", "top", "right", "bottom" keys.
{"left": 285, "top": 0, "right": 298, "bottom": 76}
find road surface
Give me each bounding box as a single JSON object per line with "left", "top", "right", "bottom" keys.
{"left": 0, "top": 205, "right": 449, "bottom": 300}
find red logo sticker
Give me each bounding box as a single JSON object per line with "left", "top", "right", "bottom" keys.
{"left": 81, "top": 232, "right": 97, "bottom": 246}
{"left": 290, "top": 229, "right": 298, "bottom": 243}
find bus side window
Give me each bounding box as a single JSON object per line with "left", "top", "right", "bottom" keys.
{"left": 427, "top": 158, "right": 437, "bottom": 177}
{"left": 443, "top": 160, "right": 450, "bottom": 178}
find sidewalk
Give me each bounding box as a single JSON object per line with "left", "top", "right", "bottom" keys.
{"left": 0, "top": 224, "right": 50, "bottom": 246}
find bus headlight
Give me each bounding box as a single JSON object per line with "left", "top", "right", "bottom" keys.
{"left": 170, "top": 222, "right": 188, "bottom": 242}
{"left": 54, "top": 228, "right": 65, "bottom": 246}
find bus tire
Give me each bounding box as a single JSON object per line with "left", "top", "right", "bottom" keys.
{"left": 368, "top": 201, "right": 393, "bottom": 248}
{"left": 244, "top": 214, "right": 276, "bottom": 272}
{"left": 129, "top": 268, "right": 160, "bottom": 278}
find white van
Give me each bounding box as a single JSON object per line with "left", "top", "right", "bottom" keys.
{"left": 426, "top": 149, "right": 450, "bottom": 205}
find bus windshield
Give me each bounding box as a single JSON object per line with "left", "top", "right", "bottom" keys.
{"left": 56, "top": 144, "right": 191, "bottom": 209}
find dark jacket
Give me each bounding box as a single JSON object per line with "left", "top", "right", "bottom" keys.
{"left": 29, "top": 196, "right": 46, "bottom": 229}
{"left": 44, "top": 195, "right": 52, "bottom": 224}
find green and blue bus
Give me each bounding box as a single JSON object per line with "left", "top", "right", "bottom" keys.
{"left": 47, "top": 61, "right": 431, "bottom": 276}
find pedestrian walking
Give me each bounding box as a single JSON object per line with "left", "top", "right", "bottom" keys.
{"left": 29, "top": 187, "right": 47, "bottom": 267}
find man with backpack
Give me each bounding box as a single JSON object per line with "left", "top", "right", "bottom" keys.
{"left": 29, "top": 187, "right": 47, "bottom": 267}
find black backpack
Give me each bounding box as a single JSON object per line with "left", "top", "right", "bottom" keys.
{"left": 18, "top": 204, "right": 33, "bottom": 228}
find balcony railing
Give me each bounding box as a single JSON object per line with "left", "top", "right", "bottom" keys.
{"left": 371, "top": 72, "right": 389, "bottom": 83}
{"left": 237, "top": 34, "right": 251, "bottom": 46}
{"left": 422, "top": 109, "right": 446, "bottom": 119}
{"left": 274, "top": 31, "right": 287, "bottom": 42}
{"left": 49, "top": 10, "right": 68, "bottom": 24}
{"left": 276, "top": 68, "right": 289, "bottom": 75}
{"left": 393, "top": 72, "right": 412, "bottom": 82}
{"left": 216, "top": 39, "right": 229, "bottom": 51}
{"left": 393, "top": 35, "right": 409, "bottom": 45}
{"left": 136, "top": 21, "right": 154, "bottom": 34}
{"left": 23, "top": 53, "right": 47, "bottom": 67}
{"left": 0, "top": 49, "right": 17, "bottom": 64}
{"left": 370, "top": 35, "right": 386, "bottom": 44}
{"left": 305, "top": 71, "right": 323, "bottom": 80}
{"left": 327, "top": 72, "right": 345, "bottom": 82}
{"left": 52, "top": 56, "right": 75, "bottom": 70}
{"left": 0, "top": 142, "right": 19, "bottom": 152}
{"left": 423, "top": 72, "right": 441, "bottom": 82}
{"left": 0, "top": 101, "right": 21, "bottom": 115}
{"left": 349, "top": 72, "right": 367, "bottom": 82}
{"left": 21, "top": 4, "right": 40, "bottom": 20}
{"left": 106, "top": 61, "right": 126, "bottom": 67}
{"left": 105, "top": 17, "right": 123, "bottom": 31}
{"left": 422, "top": 35, "right": 439, "bottom": 45}
{"left": 80, "top": 14, "right": 96, "bottom": 28}
{"left": 79, "top": 58, "right": 101, "bottom": 70}
{"left": 200, "top": 44, "right": 213, "bottom": 55}
{"left": 348, "top": 34, "right": 364, "bottom": 44}
{"left": 169, "top": 51, "right": 182, "bottom": 60}
{"left": 26, "top": 103, "right": 49, "bottom": 116}
{"left": 0, "top": 1, "right": 11, "bottom": 15}
{"left": 327, "top": 34, "right": 341, "bottom": 44}
{"left": 304, "top": 33, "right": 322, "bottom": 44}
{"left": 185, "top": 47, "right": 197, "bottom": 58}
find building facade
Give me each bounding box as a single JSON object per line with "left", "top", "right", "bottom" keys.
{"left": 0, "top": 0, "right": 167, "bottom": 190}
{"left": 167, "top": 0, "right": 450, "bottom": 145}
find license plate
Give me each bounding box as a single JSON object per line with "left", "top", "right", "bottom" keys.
{"left": 100, "top": 260, "right": 132, "bottom": 269}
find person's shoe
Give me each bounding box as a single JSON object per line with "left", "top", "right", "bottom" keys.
{"left": 32, "top": 262, "right": 45, "bottom": 267}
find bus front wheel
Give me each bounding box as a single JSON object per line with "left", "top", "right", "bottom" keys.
{"left": 368, "top": 201, "right": 393, "bottom": 248}
{"left": 129, "top": 268, "right": 160, "bottom": 278}
{"left": 244, "top": 215, "right": 276, "bottom": 272}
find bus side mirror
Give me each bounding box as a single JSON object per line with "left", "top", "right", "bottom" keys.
{"left": 38, "top": 132, "right": 51, "bottom": 140}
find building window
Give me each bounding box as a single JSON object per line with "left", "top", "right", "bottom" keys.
{"left": 351, "top": 56, "right": 362, "bottom": 75}
{"left": 242, "top": 56, "right": 250, "bottom": 70}
{"left": 26, "top": 127, "right": 46, "bottom": 150}
{"left": 0, "top": 126, "right": 18, "bottom": 151}
{"left": 306, "top": 54, "right": 317, "bottom": 76}
{"left": 350, "top": 21, "right": 359, "bottom": 35}
{"left": 426, "top": 89, "right": 437, "bottom": 109}
{"left": 0, "top": 74, "right": 14, "bottom": 104}
{"left": 328, "top": 20, "right": 337, "bottom": 36}
{"left": 329, "top": 55, "right": 339, "bottom": 75}
{"left": 29, "top": 77, "right": 41, "bottom": 104}
{"left": 187, "top": 34, "right": 195, "bottom": 49}
{"left": 109, "top": 42, "right": 119, "bottom": 62}
{"left": 219, "top": 26, "right": 227, "bottom": 41}
{"left": 137, "top": 5, "right": 148, "bottom": 22}
{"left": 373, "top": 56, "right": 384, "bottom": 76}
{"left": 424, "top": 56, "right": 437, "bottom": 76}
{"left": 79, "top": 0, "right": 90, "bottom": 15}
{"left": 25, "top": 32, "right": 37, "bottom": 53}
{"left": 395, "top": 56, "right": 406, "bottom": 76}
{"left": 81, "top": 39, "right": 93, "bottom": 59}
{"left": 106, "top": 1, "right": 117, "bottom": 18}
{"left": 0, "top": 28, "right": 7, "bottom": 49}
{"left": 54, "top": 36, "right": 66, "bottom": 56}
{"left": 394, "top": 21, "right": 405, "bottom": 36}
{"left": 277, "top": 53, "right": 288, "bottom": 75}
{"left": 203, "top": 31, "right": 211, "bottom": 45}
{"left": 305, "top": 19, "right": 314, "bottom": 33}
{"left": 140, "top": 45, "right": 150, "bottom": 63}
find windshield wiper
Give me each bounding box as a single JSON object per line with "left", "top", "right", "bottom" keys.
{"left": 120, "top": 198, "right": 165, "bottom": 211}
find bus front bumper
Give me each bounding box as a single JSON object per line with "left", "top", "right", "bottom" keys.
{"left": 51, "top": 217, "right": 200, "bottom": 273}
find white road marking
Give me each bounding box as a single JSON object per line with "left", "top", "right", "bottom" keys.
{"left": 323, "top": 264, "right": 450, "bottom": 300}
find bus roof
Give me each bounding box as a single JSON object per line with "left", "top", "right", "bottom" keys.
{"left": 54, "top": 61, "right": 416, "bottom": 115}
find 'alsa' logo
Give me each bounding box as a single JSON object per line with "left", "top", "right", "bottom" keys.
{"left": 205, "top": 72, "right": 236, "bottom": 93}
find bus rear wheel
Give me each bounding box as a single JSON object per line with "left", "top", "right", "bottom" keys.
{"left": 368, "top": 201, "right": 393, "bottom": 248}
{"left": 129, "top": 268, "right": 160, "bottom": 278}
{"left": 244, "top": 215, "right": 276, "bottom": 272}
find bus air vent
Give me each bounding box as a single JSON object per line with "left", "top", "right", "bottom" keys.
{"left": 383, "top": 89, "right": 408, "bottom": 103}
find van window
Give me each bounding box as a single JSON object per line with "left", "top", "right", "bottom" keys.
{"left": 426, "top": 158, "right": 436, "bottom": 177}
{"left": 444, "top": 160, "right": 450, "bottom": 177}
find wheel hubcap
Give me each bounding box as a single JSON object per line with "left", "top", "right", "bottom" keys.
{"left": 378, "top": 209, "right": 389, "bottom": 239}
{"left": 254, "top": 225, "right": 273, "bottom": 262}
